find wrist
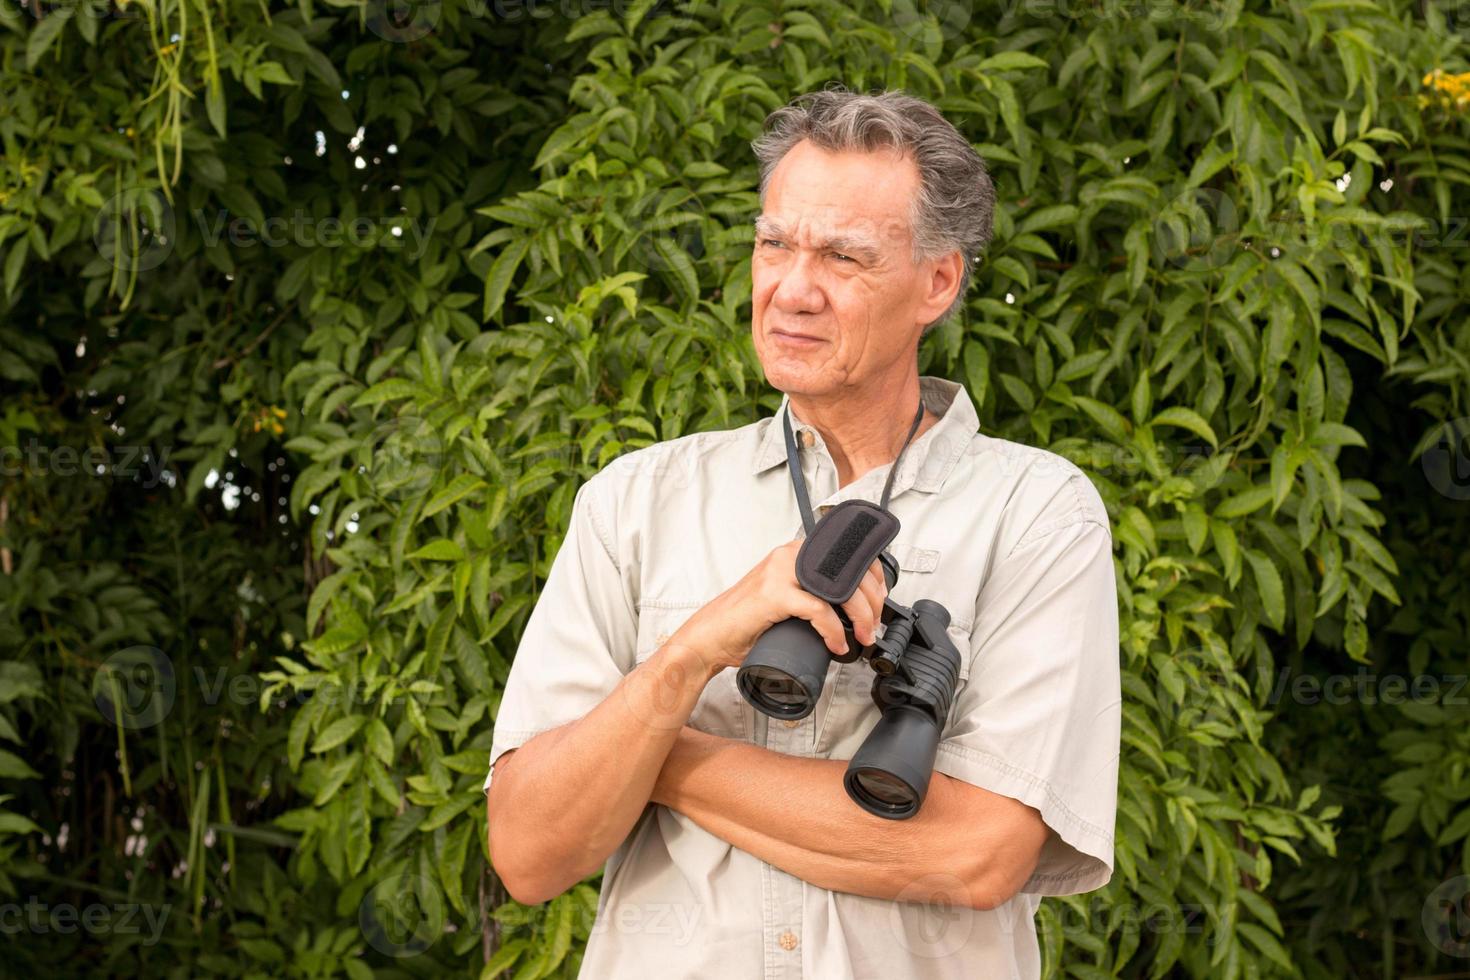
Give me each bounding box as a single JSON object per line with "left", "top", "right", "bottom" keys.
{"left": 662, "top": 629, "right": 728, "bottom": 684}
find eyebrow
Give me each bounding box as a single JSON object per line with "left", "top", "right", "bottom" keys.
{"left": 753, "top": 216, "right": 884, "bottom": 262}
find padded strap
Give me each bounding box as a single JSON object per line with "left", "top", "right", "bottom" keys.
{"left": 794, "top": 499, "right": 901, "bottom": 603}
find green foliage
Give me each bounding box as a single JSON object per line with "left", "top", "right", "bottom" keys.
{"left": 1, "top": 0, "right": 1467, "bottom": 977}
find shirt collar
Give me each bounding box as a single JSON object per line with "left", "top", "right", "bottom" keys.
{"left": 750, "top": 376, "right": 979, "bottom": 497}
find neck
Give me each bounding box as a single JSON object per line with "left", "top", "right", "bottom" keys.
{"left": 788, "top": 376, "right": 934, "bottom": 489}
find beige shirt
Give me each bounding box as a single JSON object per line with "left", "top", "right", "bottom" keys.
{"left": 484, "top": 376, "right": 1121, "bottom": 979}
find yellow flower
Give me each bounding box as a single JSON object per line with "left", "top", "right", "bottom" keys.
{"left": 1420, "top": 68, "right": 1470, "bottom": 113}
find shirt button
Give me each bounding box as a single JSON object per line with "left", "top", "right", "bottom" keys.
{"left": 778, "top": 931, "right": 799, "bottom": 951}
{"left": 800, "top": 430, "right": 814, "bottom": 448}
{"left": 781, "top": 719, "right": 800, "bottom": 729}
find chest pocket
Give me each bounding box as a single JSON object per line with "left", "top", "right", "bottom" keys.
{"left": 633, "top": 600, "right": 748, "bottom": 739}
{"left": 815, "top": 543, "right": 974, "bottom": 758}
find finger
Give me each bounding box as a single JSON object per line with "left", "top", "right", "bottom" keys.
{"left": 841, "top": 581, "right": 880, "bottom": 647}
{"left": 864, "top": 558, "right": 889, "bottom": 600}
{"left": 855, "top": 567, "right": 886, "bottom": 630}
{"left": 799, "top": 593, "right": 850, "bottom": 655}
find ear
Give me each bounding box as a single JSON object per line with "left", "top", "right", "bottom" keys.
{"left": 916, "top": 250, "right": 966, "bottom": 327}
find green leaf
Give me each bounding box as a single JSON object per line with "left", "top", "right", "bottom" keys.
{"left": 1214, "top": 485, "right": 1272, "bottom": 519}
{"left": 26, "top": 8, "right": 74, "bottom": 69}
{"left": 407, "top": 539, "right": 465, "bottom": 562}
{"left": 311, "top": 716, "right": 367, "bottom": 753}
{"left": 0, "top": 751, "right": 41, "bottom": 780}
{"left": 977, "top": 51, "right": 1050, "bottom": 73}
{"left": 1150, "top": 407, "right": 1218, "bottom": 448}
{"left": 483, "top": 238, "right": 531, "bottom": 321}
{"left": 440, "top": 821, "right": 473, "bottom": 916}
{"left": 1245, "top": 549, "right": 1287, "bottom": 631}
{"left": 421, "top": 475, "right": 488, "bottom": 521}
{"left": 354, "top": 379, "right": 425, "bottom": 408}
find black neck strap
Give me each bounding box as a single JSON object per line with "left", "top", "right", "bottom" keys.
{"left": 782, "top": 396, "right": 927, "bottom": 535}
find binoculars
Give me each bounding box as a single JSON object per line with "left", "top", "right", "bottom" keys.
{"left": 735, "top": 539, "right": 964, "bottom": 820}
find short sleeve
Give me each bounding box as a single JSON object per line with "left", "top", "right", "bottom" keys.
{"left": 932, "top": 515, "right": 1120, "bottom": 896}
{"left": 483, "top": 475, "right": 638, "bottom": 794}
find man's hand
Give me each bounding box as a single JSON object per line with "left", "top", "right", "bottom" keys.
{"left": 669, "top": 539, "right": 889, "bottom": 675}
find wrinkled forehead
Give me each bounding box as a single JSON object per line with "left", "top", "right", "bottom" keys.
{"left": 752, "top": 207, "right": 914, "bottom": 255}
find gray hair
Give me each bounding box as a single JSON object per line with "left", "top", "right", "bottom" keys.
{"left": 750, "top": 87, "right": 995, "bottom": 337}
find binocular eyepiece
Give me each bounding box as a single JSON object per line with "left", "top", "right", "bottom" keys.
{"left": 735, "top": 555, "right": 964, "bottom": 820}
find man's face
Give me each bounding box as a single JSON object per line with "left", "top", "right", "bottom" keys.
{"left": 751, "top": 140, "right": 960, "bottom": 397}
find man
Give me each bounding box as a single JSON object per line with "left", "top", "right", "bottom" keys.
{"left": 484, "top": 88, "right": 1120, "bottom": 979}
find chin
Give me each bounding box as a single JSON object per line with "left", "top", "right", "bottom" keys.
{"left": 759, "top": 359, "right": 835, "bottom": 396}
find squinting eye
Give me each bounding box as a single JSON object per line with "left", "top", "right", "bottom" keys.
{"left": 761, "top": 239, "right": 785, "bottom": 249}
{"left": 832, "top": 253, "right": 855, "bottom": 263}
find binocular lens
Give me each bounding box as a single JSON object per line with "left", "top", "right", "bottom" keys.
{"left": 735, "top": 618, "right": 833, "bottom": 720}
{"left": 742, "top": 665, "right": 809, "bottom": 711}
{"left": 848, "top": 768, "right": 918, "bottom": 814}
{"left": 843, "top": 704, "right": 941, "bottom": 820}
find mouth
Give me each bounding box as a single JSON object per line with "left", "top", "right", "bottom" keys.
{"left": 771, "top": 329, "right": 825, "bottom": 346}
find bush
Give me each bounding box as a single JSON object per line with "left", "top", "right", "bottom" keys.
{"left": 1, "top": 0, "right": 1467, "bottom": 976}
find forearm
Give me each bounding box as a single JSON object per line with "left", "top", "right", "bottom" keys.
{"left": 651, "top": 728, "right": 995, "bottom": 905}
{"left": 655, "top": 728, "right": 964, "bottom": 905}
{"left": 486, "top": 643, "right": 717, "bottom": 904}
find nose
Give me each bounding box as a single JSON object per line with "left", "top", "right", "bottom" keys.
{"left": 770, "top": 250, "right": 825, "bottom": 316}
